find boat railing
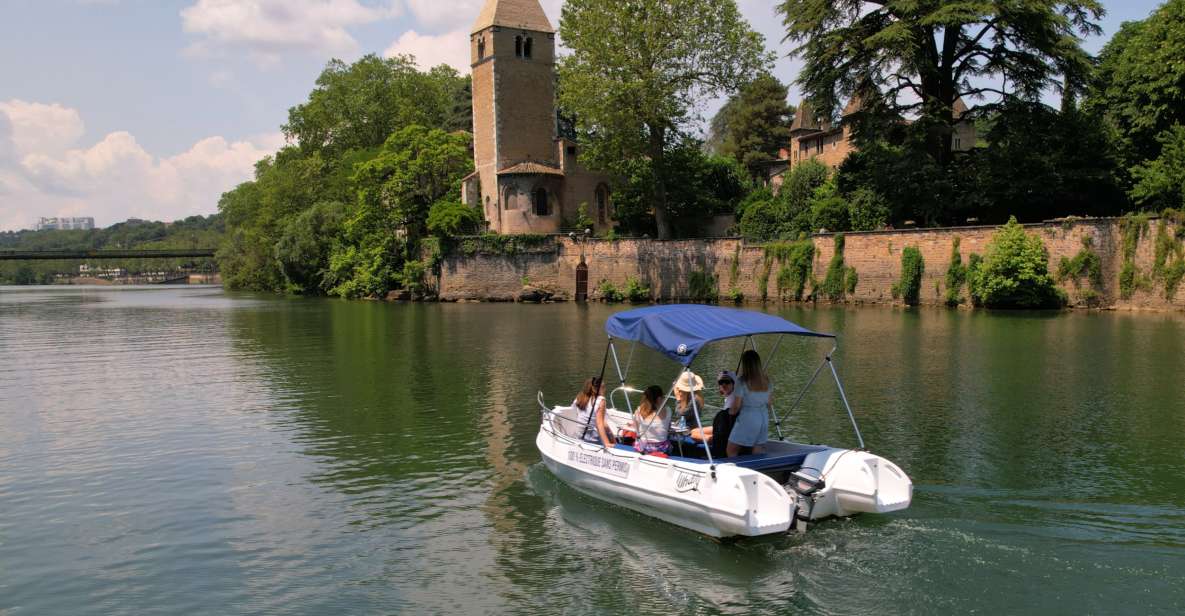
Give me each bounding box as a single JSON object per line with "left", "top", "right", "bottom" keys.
{"left": 609, "top": 385, "right": 641, "bottom": 413}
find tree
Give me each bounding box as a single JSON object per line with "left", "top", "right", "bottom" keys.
{"left": 1085, "top": 0, "right": 1185, "bottom": 200}
{"left": 738, "top": 160, "right": 831, "bottom": 239}
{"left": 274, "top": 201, "right": 347, "bottom": 294}
{"left": 558, "top": 0, "right": 772, "bottom": 238}
{"left": 969, "top": 101, "right": 1125, "bottom": 220}
{"left": 779, "top": 0, "right": 1103, "bottom": 166}
{"left": 327, "top": 125, "right": 473, "bottom": 298}
{"left": 1130, "top": 124, "right": 1185, "bottom": 210}
{"left": 426, "top": 200, "right": 481, "bottom": 237}
{"left": 611, "top": 141, "right": 748, "bottom": 237}
{"left": 711, "top": 74, "right": 794, "bottom": 182}
{"left": 284, "top": 55, "right": 468, "bottom": 157}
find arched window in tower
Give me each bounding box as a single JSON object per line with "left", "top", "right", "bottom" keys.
{"left": 477, "top": 36, "right": 486, "bottom": 60}
{"left": 533, "top": 188, "right": 550, "bottom": 216}
{"left": 595, "top": 184, "right": 610, "bottom": 224}
{"left": 515, "top": 36, "right": 523, "bottom": 57}
{"left": 524, "top": 37, "right": 533, "bottom": 58}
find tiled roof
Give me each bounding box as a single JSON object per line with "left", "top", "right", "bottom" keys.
{"left": 472, "top": 0, "right": 554, "bottom": 34}
{"left": 498, "top": 161, "right": 564, "bottom": 176}
{"left": 790, "top": 100, "right": 822, "bottom": 133}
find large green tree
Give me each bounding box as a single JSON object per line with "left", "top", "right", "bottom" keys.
{"left": 711, "top": 73, "right": 795, "bottom": 182}
{"left": 612, "top": 142, "right": 748, "bottom": 237}
{"left": 1085, "top": 0, "right": 1185, "bottom": 206}
{"left": 326, "top": 125, "right": 473, "bottom": 298}
{"left": 284, "top": 54, "right": 470, "bottom": 157}
{"left": 217, "top": 55, "right": 470, "bottom": 294}
{"left": 779, "top": 0, "right": 1103, "bottom": 165}
{"left": 558, "top": 0, "right": 772, "bottom": 238}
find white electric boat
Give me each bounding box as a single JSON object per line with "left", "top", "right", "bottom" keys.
{"left": 536, "top": 305, "right": 912, "bottom": 538}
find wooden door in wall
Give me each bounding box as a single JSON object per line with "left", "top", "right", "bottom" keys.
{"left": 575, "top": 262, "right": 588, "bottom": 302}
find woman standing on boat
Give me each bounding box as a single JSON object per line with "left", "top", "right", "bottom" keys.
{"left": 573, "top": 377, "right": 613, "bottom": 447}
{"left": 726, "top": 350, "right": 771, "bottom": 457}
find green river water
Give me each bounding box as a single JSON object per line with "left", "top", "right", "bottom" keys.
{"left": 1, "top": 286, "right": 1183, "bottom": 614}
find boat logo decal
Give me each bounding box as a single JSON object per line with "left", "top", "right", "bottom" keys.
{"left": 568, "top": 450, "right": 631, "bottom": 478}
{"left": 676, "top": 344, "right": 689, "bottom": 356}
{"left": 674, "top": 470, "right": 701, "bottom": 493}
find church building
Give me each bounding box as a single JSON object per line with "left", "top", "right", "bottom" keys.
{"left": 461, "top": 0, "right": 613, "bottom": 234}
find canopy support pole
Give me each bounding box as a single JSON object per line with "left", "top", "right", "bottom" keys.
{"left": 764, "top": 334, "right": 785, "bottom": 440}
{"left": 826, "top": 346, "right": 865, "bottom": 450}
{"left": 583, "top": 337, "right": 614, "bottom": 447}
{"left": 609, "top": 341, "right": 634, "bottom": 414}
{"left": 683, "top": 365, "right": 715, "bottom": 480}
{"left": 776, "top": 355, "right": 829, "bottom": 436}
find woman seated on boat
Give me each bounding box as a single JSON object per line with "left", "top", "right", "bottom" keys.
{"left": 573, "top": 377, "right": 614, "bottom": 447}
{"left": 674, "top": 371, "right": 710, "bottom": 441}
{"left": 632, "top": 385, "right": 671, "bottom": 455}
{"left": 727, "top": 350, "right": 772, "bottom": 457}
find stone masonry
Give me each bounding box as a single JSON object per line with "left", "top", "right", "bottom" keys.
{"left": 433, "top": 217, "right": 1185, "bottom": 312}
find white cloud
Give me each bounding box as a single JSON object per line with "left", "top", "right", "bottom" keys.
{"left": 383, "top": 29, "right": 471, "bottom": 72}
{"left": 0, "top": 100, "right": 279, "bottom": 231}
{"left": 404, "top": 0, "right": 561, "bottom": 33}
{"left": 181, "top": 0, "right": 402, "bottom": 67}
{"left": 0, "top": 100, "right": 86, "bottom": 157}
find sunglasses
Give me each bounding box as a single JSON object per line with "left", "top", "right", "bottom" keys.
{"left": 717, "top": 380, "right": 734, "bottom": 386}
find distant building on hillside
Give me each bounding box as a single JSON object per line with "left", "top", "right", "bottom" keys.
{"left": 36, "top": 217, "right": 95, "bottom": 231}
{"left": 765, "top": 98, "right": 976, "bottom": 191}
{"left": 461, "top": 0, "right": 614, "bottom": 234}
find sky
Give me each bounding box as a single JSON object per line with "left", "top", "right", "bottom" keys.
{"left": 0, "top": 0, "right": 1165, "bottom": 231}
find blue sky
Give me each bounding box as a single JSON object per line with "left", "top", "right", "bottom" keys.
{"left": 0, "top": 0, "right": 1165, "bottom": 231}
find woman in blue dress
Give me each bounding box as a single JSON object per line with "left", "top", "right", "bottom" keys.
{"left": 726, "top": 350, "right": 771, "bottom": 457}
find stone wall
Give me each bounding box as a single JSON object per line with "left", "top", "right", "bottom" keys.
{"left": 433, "top": 217, "right": 1185, "bottom": 311}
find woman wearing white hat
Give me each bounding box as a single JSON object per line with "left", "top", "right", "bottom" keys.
{"left": 674, "top": 371, "right": 708, "bottom": 441}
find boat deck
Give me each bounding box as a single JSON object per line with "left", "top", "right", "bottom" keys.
{"left": 613, "top": 441, "right": 829, "bottom": 470}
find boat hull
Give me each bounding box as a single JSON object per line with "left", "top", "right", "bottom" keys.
{"left": 536, "top": 408, "right": 912, "bottom": 537}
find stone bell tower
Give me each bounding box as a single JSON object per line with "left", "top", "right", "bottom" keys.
{"left": 461, "top": 0, "right": 614, "bottom": 235}
{"left": 466, "top": 0, "right": 560, "bottom": 233}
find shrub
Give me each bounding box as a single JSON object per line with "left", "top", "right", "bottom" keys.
{"left": 401, "top": 260, "right": 427, "bottom": 294}
{"left": 569, "top": 203, "right": 595, "bottom": 232}
{"left": 688, "top": 269, "right": 719, "bottom": 302}
{"left": 966, "top": 253, "right": 984, "bottom": 306}
{"left": 844, "top": 267, "right": 858, "bottom": 295}
{"left": 892, "top": 246, "right": 925, "bottom": 305}
{"left": 1118, "top": 213, "right": 1150, "bottom": 299}
{"left": 944, "top": 238, "right": 966, "bottom": 306}
{"left": 598, "top": 279, "right": 623, "bottom": 302}
{"left": 764, "top": 240, "right": 814, "bottom": 301}
{"left": 808, "top": 180, "right": 850, "bottom": 233}
{"left": 624, "top": 276, "right": 651, "bottom": 303}
{"left": 726, "top": 287, "right": 744, "bottom": 303}
{"left": 819, "top": 234, "right": 851, "bottom": 301}
{"left": 968, "top": 216, "right": 1065, "bottom": 309}
{"left": 1056, "top": 236, "right": 1103, "bottom": 287}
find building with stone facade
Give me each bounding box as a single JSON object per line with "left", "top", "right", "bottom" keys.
{"left": 766, "top": 98, "right": 977, "bottom": 190}
{"left": 461, "top": 0, "right": 613, "bottom": 235}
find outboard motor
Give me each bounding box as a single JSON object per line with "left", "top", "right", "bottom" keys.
{"left": 785, "top": 469, "right": 825, "bottom": 532}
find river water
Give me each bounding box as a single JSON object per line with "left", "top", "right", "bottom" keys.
{"left": 1, "top": 286, "right": 1183, "bottom": 614}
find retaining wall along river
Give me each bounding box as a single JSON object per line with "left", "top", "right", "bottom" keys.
{"left": 433, "top": 216, "right": 1185, "bottom": 311}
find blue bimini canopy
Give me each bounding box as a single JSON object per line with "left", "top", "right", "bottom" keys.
{"left": 605, "top": 304, "right": 834, "bottom": 366}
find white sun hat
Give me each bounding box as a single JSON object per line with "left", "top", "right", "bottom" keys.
{"left": 673, "top": 372, "right": 704, "bottom": 392}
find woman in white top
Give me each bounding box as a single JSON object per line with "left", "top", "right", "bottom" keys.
{"left": 632, "top": 385, "right": 670, "bottom": 455}
{"left": 573, "top": 377, "right": 613, "bottom": 446}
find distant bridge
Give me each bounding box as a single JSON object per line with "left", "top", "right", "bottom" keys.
{"left": 0, "top": 249, "right": 216, "bottom": 261}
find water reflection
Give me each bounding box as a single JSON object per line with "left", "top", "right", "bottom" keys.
{"left": 3, "top": 288, "right": 1185, "bottom": 614}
